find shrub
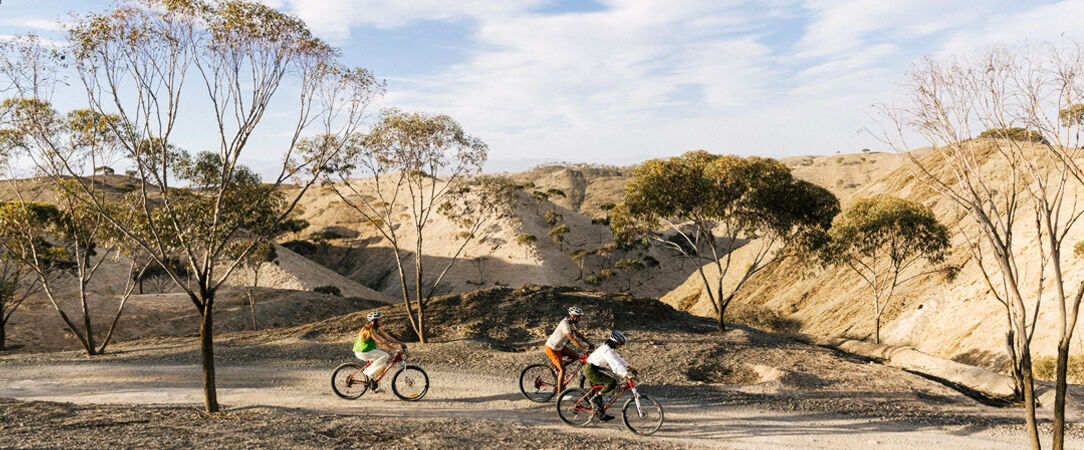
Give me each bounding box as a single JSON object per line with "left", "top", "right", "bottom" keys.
{"left": 516, "top": 233, "right": 537, "bottom": 246}
{"left": 544, "top": 210, "right": 562, "bottom": 225}
{"left": 978, "top": 127, "right": 1048, "bottom": 144}
{"left": 311, "top": 229, "right": 344, "bottom": 243}
{"left": 728, "top": 305, "right": 802, "bottom": 333}
{"left": 1032, "top": 355, "right": 1084, "bottom": 384}
{"left": 314, "top": 285, "right": 342, "bottom": 296}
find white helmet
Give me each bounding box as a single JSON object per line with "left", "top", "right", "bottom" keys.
{"left": 610, "top": 330, "right": 627, "bottom": 345}
{"left": 568, "top": 307, "right": 583, "bottom": 316}
{"left": 366, "top": 312, "right": 383, "bottom": 322}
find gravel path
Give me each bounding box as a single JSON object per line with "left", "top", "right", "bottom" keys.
{"left": 1, "top": 361, "right": 1074, "bottom": 449}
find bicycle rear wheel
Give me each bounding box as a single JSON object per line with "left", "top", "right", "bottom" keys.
{"left": 556, "top": 388, "right": 595, "bottom": 427}
{"left": 391, "top": 365, "right": 429, "bottom": 401}
{"left": 519, "top": 363, "right": 558, "bottom": 402}
{"left": 622, "top": 395, "right": 663, "bottom": 435}
{"left": 331, "top": 363, "right": 369, "bottom": 399}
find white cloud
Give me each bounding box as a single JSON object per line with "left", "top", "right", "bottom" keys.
{"left": 255, "top": 0, "right": 1084, "bottom": 167}
{"left": 0, "top": 17, "right": 65, "bottom": 32}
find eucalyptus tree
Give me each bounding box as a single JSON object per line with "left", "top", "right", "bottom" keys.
{"left": 1, "top": 0, "right": 381, "bottom": 412}
{"left": 877, "top": 43, "right": 1084, "bottom": 450}
{"left": 326, "top": 111, "right": 514, "bottom": 342}
{"left": 821, "top": 196, "right": 951, "bottom": 343}
{"left": 613, "top": 151, "right": 839, "bottom": 331}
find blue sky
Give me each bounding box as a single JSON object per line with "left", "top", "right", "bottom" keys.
{"left": 3, "top": 0, "right": 1084, "bottom": 174}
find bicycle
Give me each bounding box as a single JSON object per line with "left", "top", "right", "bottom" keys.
{"left": 331, "top": 351, "right": 429, "bottom": 401}
{"left": 555, "top": 375, "right": 664, "bottom": 435}
{"left": 519, "top": 354, "right": 591, "bottom": 402}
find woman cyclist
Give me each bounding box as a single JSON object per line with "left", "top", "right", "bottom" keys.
{"left": 583, "top": 330, "right": 636, "bottom": 422}
{"left": 353, "top": 312, "right": 406, "bottom": 391}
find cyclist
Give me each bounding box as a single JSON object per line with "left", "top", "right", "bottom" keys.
{"left": 353, "top": 312, "right": 406, "bottom": 391}
{"left": 544, "top": 306, "right": 594, "bottom": 395}
{"left": 584, "top": 330, "right": 636, "bottom": 422}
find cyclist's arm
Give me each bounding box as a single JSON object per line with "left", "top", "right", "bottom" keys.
{"left": 572, "top": 329, "right": 594, "bottom": 349}
{"left": 607, "top": 352, "right": 632, "bottom": 378}
{"left": 565, "top": 333, "right": 588, "bottom": 351}
{"left": 377, "top": 328, "right": 405, "bottom": 350}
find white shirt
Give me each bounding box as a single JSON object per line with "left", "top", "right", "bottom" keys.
{"left": 545, "top": 318, "right": 577, "bottom": 350}
{"left": 586, "top": 343, "right": 630, "bottom": 378}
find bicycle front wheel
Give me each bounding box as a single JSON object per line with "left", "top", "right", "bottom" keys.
{"left": 331, "top": 363, "right": 369, "bottom": 400}
{"left": 391, "top": 365, "right": 429, "bottom": 401}
{"left": 622, "top": 395, "right": 663, "bottom": 435}
{"left": 519, "top": 363, "right": 558, "bottom": 402}
{"left": 556, "top": 388, "right": 595, "bottom": 427}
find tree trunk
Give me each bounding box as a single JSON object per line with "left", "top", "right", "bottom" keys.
{"left": 414, "top": 244, "right": 428, "bottom": 343}
{"left": 200, "top": 295, "right": 219, "bottom": 413}
{"left": 1021, "top": 352, "right": 1040, "bottom": 450}
{"left": 1054, "top": 338, "right": 1071, "bottom": 450}
{"left": 716, "top": 283, "right": 726, "bottom": 332}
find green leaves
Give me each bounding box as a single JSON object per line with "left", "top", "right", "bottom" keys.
{"left": 617, "top": 150, "right": 839, "bottom": 249}
{"left": 824, "top": 195, "right": 950, "bottom": 267}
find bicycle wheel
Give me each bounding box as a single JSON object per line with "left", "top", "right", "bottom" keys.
{"left": 331, "top": 363, "right": 369, "bottom": 400}
{"left": 556, "top": 388, "right": 595, "bottom": 427}
{"left": 391, "top": 365, "right": 429, "bottom": 401}
{"left": 622, "top": 395, "right": 663, "bottom": 435}
{"left": 519, "top": 363, "right": 558, "bottom": 402}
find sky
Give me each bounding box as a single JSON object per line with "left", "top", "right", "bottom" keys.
{"left": 3, "top": 0, "right": 1084, "bottom": 174}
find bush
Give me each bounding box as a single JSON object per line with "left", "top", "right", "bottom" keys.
{"left": 314, "top": 285, "right": 342, "bottom": 296}
{"left": 311, "top": 229, "right": 344, "bottom": 243}
{"left": 978, "top": 127, "right": 1048, "bottom": 144}
{"left": 1032, "top": 355, "right": 1084, "bottom": 384}
{"left": 728, "top": 305, "right": 802, "bottom": 333}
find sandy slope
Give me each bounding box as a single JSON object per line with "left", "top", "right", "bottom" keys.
{"left": 661, "top": 143, "right": 1084, "bottom": 373}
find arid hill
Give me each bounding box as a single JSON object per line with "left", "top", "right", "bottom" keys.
{"left": 661, "top": 141, "right": 1084, "bottom": 375}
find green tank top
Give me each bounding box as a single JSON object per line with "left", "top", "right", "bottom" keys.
{"left": 353, "top": 335, "right": 376, "bottom": 353}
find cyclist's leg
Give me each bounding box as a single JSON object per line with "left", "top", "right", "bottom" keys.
{"left": 582, "top": 364, "right": 616, "bottom": 420}
{"left": 360, "top": 349, "right": 390, "bottom": 377}
{"left": 582, "top": 364, "right": 616, "bottom": 395}
{"left": 545, "top": 345, "right": 566, "bottom": 393}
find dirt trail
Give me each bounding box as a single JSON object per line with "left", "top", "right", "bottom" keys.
{"left": 0, "top": 362, "right": 1063, "bottom": 449}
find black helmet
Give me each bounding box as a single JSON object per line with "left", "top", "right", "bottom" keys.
{"left": 609, "top": 330, "right": 627, "bottom": 345}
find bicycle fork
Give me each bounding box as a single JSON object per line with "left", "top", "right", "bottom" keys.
{"left": 630, "top": 387, "right": 646, "bottom": 417}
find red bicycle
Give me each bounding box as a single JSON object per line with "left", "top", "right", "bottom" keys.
{"left": 556, "top": 375, "right": 664, "bottom": 435}
{"left": 519, "top": 354, "right": 591, "bottom": 402}
{"left": 331, "top": 351, "right": 429, "bottom": 401}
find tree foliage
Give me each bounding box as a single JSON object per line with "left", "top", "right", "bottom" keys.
{"left": 820, "top": 196, "right": 950, "bottom": 343}
{"left": 614, "top": 150, "right": 839, "bottom": 331}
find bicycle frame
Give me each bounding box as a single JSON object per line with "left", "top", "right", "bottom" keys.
{"left": 578, "top": 378, "right": 646, "bottom": 416}
{"left": 549, "top": 355, "right": 588, "bottom": 389}
{"left": 352, "top": 351, "right": 406, "bottom": 383}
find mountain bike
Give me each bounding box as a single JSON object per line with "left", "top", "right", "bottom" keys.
{"left": 555, "top": 375, "right": 664, "bottom": 435}
{"left": 519, "top": 354, "right": 590, "bottom": 402}
{"left": 331, "top": 351, "right": 429, "bottom": 401}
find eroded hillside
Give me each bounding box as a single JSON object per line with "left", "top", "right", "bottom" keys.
{"left": 661, "top": 141, "right": 1084, "bottom": 373}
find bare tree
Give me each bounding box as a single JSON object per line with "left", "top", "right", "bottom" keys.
{"left": 327, "top": 128, "right": 513, "bottom": 342}
{"left": 876, "top": 43, "right": 1084, "bottom": 450}
{"left": 4, "top": 0, "right": 380, "bottom": 412}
